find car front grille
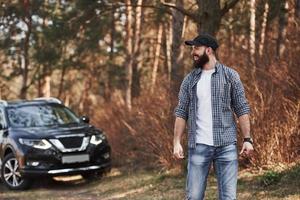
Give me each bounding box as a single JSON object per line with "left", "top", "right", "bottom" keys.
{"left": 59, "top": 137, "right": 83, "bottom": 148}
{"left": 50, "top": 134, "right": 90, "bottom": 153}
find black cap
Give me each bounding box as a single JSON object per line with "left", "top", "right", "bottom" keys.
{"left": 185, "top": 33, "right": 219, "bottom": 51}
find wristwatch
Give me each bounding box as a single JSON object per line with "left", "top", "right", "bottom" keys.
{"left": 243, "top": 137, "right": 253, "bottom": 145}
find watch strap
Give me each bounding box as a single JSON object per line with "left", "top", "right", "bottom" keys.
{"left": 243, "top": 137, "right": 253, "bottom": 144}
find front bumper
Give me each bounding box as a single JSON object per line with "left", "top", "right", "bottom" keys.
{"left": 48, "top": 163, "right": 110, "bottom": 174}
{"left": 21, "top": 162, "right": 111, "bottom": 176}
{"left": 19, "top": 141, "right": 111, "bottom": 177}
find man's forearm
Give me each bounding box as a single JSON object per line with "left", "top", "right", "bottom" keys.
{"left": 238, "top": 114, "right": 251, "bottom": 138}
{"left": 174, "top": 117, "right": 186, "bottom": 144}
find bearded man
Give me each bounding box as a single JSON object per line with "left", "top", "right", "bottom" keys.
{"left": 173, "top": 33, "right": 254, "bottom": 200}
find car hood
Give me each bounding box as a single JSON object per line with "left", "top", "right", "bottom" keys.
{"left": 9, "top": 123, "right": 101, "bottom": 139}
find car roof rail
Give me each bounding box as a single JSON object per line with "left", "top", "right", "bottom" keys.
{"left": 33, "top": 97, "right": 62, "bottom": 104}
{"left": 0, "top": 100, "right": 8, "bottom": 106}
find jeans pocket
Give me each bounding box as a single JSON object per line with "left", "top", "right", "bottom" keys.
{"left": 221, "top": 144, "right": 238, "bottom": 161}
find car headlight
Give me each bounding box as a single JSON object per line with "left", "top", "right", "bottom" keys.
{"left": 90, "top": 134, "right": 106, "bottom": 145}
{"left": 19, "top": 138, "right": 52, "bottom": 150}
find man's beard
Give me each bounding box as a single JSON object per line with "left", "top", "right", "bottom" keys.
{"left": 193, "top": 52, "right": 209, "bottom": 69}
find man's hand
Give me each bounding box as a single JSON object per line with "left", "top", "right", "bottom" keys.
{"left": 173, "top": 117, "right": 186, "bottom": 159}
{"left": 173, "top": 142, "right": 184, "bottom": 159}
{"left": 239, "top": 142, "right": 254, "bottom": 156}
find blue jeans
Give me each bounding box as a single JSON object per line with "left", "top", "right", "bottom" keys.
{"left": 186, "top": 143, "right": 238, "bottom": 200}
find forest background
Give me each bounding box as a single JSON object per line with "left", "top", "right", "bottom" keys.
{"left": 0, "top": 0, "right": 299, "bottom": 172}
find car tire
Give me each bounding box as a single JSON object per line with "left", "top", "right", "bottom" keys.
{"left": 1, "top": 153, "right": 32, "bottom": 190}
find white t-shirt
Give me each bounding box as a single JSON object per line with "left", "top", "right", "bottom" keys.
{"left": 195, "top": 68, "right": 215, "bottom": 146}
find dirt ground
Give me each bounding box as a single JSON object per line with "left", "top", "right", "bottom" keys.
{"left": 0, "top": 165, "right": 299, "bottom": 200}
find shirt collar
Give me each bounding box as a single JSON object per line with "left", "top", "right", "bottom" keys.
{"left": 194, "top": 61, "right": 220, "bottom": 75}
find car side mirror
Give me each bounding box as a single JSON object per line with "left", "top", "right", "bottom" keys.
{"left": 81, "top": 116, "right": 90, "bottom": 123}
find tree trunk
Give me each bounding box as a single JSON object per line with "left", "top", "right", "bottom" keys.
{"left": 151, "top": 23, "right": 163, "bottom": 92}
{"left": 104, "top": 5, "right": 116, "bottom": 102}
{"left": 79, "top": 75, "right": 92, "bottom": 114}
{"left": 125, "top": 0, "right": 133, "bottom": 110}
{"left": 19, "top": 0, "right": 32, "bottom": 99}
{"left": 132, "top": 0, "right": 143, "bottom": 98}
{"left": 249, "top": 0, "right": 264, "bottom": 112}
{"left": 171, "top": 0, "right": 185, "bottom": 96}
{"left": 162, "top": 0, "right": 239, "bottom": 36}
{"left": 109, "top": 6, "right": 115, "bottom": 61}
{"left": 42, "top": 75, "right": 51, "bottom": 97}
{"left": 58, "top": 65, "right": 66, "bottom": 99}
{"left": 38, "top": 64, "right": 51, "bottom": 98}
{"left": 228, "top": 9, "right": 234, "bottom": 60}
{"left": 38, "top": 67, "right": 42, "bottom": 97}
{"left": 64, "top": 92, "right": 70, "bottom": 107}
{"left": 196, "top": 0, "right": 221, "bottom": 35}
{"left": 166, "top": 16, "right": 172, "bottom": 83}
{"left": 277, "top": 0, "right": 288, "bottom": 59}
{"left": 249, "top": 0, "right": 256, "bottom": 76}
{"left": 296, "top": 0, "right": 300, "bottom": 18}
{"left": 259, "top": 2, "right": 269, "bottom": 57}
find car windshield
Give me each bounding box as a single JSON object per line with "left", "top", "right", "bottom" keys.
{"left": 6, "top": 104, "right": 80, "bottom": 128}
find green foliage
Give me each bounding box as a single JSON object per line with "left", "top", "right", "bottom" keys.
{"left": 259, "top": 170, "right": 282, "bottom": 186}
{"left": 287, "top": 164, "right": 300, "bottom": 179}
{"left": 0, "top": 0, "right": 122, "bottom": 91}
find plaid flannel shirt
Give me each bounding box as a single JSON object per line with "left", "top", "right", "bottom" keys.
{"left": 174, "top": 62, "right": 250, "bottom": 148}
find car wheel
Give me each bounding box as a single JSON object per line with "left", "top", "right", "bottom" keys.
{"left": 1, "top": 153, "right": 31, "bottom": 190}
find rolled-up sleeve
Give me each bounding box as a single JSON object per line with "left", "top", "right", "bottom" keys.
{"left": 174, "top": 76, "right": 190, "bottom": 121}
{"left": 231, "top": 72, "right": 250, "bottom": 117}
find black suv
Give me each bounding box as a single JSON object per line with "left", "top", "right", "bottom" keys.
{"left": 0, "top": 98, "right": 111, "bottom": 190}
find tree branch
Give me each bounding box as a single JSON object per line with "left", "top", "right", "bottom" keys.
{"left": 160, "top": 1, "right": 198, "bottom": 22}
{"left": 221, "top": 0, "right": 240, "bottom": 17}
{"left": 91, "top": 2, "right": 198, "bottom": 22}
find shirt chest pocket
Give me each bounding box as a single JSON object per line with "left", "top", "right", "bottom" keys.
{"left": 222, "top": 83, "right": 231, "bottom": 110}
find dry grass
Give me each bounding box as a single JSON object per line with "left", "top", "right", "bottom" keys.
{"left": 92, "top": 82, "right": 180, "bottom": 169}
{"left": 92, "top": 73, "right": 299, "bottom": 170}
{"left": 0, "top": 164, "right": 299, "bottom": 200}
